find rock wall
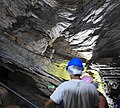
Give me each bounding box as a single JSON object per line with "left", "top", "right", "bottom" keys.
{"left": 0, "top": 0, "right": 120, "bottom": 107}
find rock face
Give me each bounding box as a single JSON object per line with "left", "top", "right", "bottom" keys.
{"left": 0, "top": 0, "right": 120, "bottom": 107}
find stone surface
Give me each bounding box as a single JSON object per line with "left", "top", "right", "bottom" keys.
{"left": 0, "top": 0, "right": 120, "bottom": 107}
{"left": 0, "top": 86, "right": 9, "bottom": 106}
{"left": 6, "top": 105, "right": 20, "bottom": 108}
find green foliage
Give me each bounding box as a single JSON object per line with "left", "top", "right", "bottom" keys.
{"left": 48, "top": 60, "right": 70, "bottom": 80}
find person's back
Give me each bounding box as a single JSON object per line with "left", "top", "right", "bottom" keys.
{"left": 81, "top": 75, "right": 109, "bottom": 108}
{"left": 53, "top": 79, "right": 99, "bottom": 108}
{"left": 45, "top": 58, "right": 99, "bottom": 108}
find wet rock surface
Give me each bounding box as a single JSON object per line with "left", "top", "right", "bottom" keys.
{"left": 0, "top": 0, "right": 120, "bottom": 107}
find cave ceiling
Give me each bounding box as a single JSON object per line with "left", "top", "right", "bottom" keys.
{"left": 0, "top": 0, "right": 120, "bottom": 77}
{"left": 0, "top": 0, "right": 120, "bottom": 64}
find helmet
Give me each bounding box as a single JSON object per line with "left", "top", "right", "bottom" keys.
{"left": 67, "top": 65, "right": 83, "bottom": 75}
{"left": 81, "top": 76, "right": 93, "bottom": 83}
{"left": 66, "top": 58, "right": 83, "bottom": 71}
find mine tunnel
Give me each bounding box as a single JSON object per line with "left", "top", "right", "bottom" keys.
{"left": 0, "top": 0, "right": 120, "bottom": 108}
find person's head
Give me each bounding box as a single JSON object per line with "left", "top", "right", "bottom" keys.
{"left": 81, "top": 75, "right": 98, "bottom": 88}
{"left": 81, "top": 75, "right": 93, "bottom": 83}
{"left": 66, "top": 58, "right": 84, "bottom": 78}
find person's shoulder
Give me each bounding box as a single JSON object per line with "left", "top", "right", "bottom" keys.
{"left": 82, "top": 81, "right": 96, "bottom": 88}
{"left": 59, "top": 80, "right": 70, "bottom": 86}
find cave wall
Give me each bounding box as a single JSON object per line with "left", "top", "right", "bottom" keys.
{"left": 0, "top": 0, "right": 120, "bottom": 107}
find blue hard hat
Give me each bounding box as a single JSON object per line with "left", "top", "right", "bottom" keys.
{"left": 66, "top": 58, "right": 83, "bottom": 71}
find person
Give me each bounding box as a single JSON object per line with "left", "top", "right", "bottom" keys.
{"left": 81, "top": 75, "right": 98, "bottom": 88}
{"left": 45, "top": 58, "right": 100, "bottom": 108}
{"left": 81, "top": 75, "right": 109, "bottom": 108}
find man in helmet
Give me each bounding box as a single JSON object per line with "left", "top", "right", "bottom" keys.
{"left": 45, "top": 58, "right": 99, "bottom": 108}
